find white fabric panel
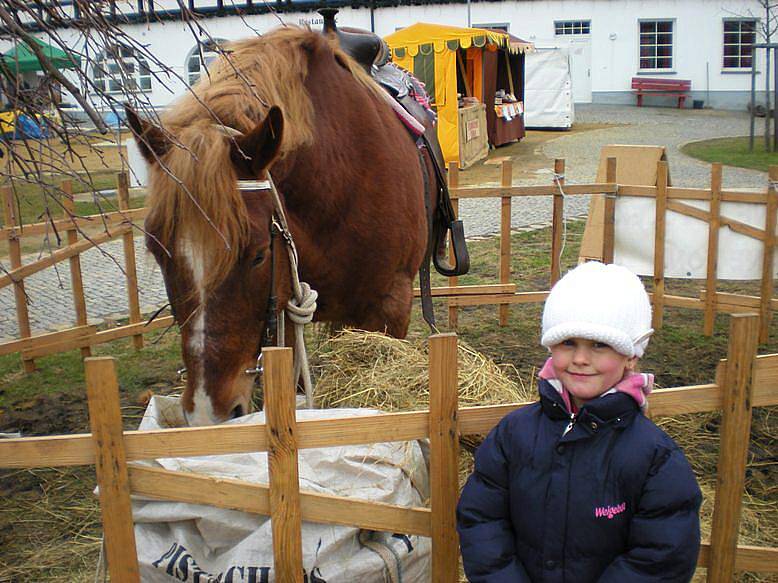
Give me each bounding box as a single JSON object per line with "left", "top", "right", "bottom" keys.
{"left": 523, "top": 45, "right": 574, "bottom": 129}
{"left": 614, "top": 196, "right": 776, "bottom": 279}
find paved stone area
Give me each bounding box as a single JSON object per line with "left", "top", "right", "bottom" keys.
{"left": 458, "top": 103, "right": 765, "bottom": 238}
{"left": 0, "top": 104, "right": 766, "bottom": 338}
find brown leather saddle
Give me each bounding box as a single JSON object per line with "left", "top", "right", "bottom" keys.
{"left": 319, "top": 9, "right": 470, "bottom": 328}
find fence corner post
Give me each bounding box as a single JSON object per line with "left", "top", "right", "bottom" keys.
{"left": 707, "top": 313, "right": 759, "bottom": 583}
{"left": 263, "top": 346, "right": 303, "bottom": 583}
{"left": 429, "top": 333, "right": 460, "bottom": 582}
{"left": 759, "top": 166, "right": 778, "bottom": 343}
{"left": 85, "top": 356, "right": 140, "bottom": 582}
{"left": 499, "top": 160, "right": 513, "bottom": 326}
{"left": 602, "top": 157, "right": 617, "bottom": 264}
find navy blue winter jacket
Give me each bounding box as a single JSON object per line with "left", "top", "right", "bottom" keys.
{"left": 457, "top": 378, "right": 702, "bottom": 582}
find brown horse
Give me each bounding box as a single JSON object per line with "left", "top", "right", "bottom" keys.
{"left": 127, "top": 27, "right": 430, "bottom": 425}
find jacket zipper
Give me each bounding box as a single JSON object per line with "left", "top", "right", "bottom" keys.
{"left": 562, "top": 411, "right": 577, "bottom": 437}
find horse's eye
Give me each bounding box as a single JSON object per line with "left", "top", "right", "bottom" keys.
{"left": 251, "top": 252, "right": 264, "bottom": 266}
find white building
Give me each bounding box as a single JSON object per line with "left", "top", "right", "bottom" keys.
{"left": 3, "top": 0, "right": 770, "bottom": 113}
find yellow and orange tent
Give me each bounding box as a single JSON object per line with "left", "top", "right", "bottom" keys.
{"left": 385, "top": 23, "right": 532, "bottom": 164}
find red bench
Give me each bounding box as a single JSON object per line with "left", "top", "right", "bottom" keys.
{"left": 631, "top": 77, "right": 691, "bottom": 108}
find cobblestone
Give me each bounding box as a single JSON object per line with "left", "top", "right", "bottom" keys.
{"left": 0, "top": 104, "right": 765, "bottom": 338}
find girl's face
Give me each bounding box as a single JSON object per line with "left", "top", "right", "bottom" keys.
{"left": 550, "top": 337, "right": 637, "bottom": 408}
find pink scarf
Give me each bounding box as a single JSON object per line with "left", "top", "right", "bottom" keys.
{"left": 539, "top": 357, "right": 654, "bottom": 412}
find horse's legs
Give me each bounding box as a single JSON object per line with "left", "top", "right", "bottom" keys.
{"left": 361, "top": 275, "right": 414, "bottom": 338}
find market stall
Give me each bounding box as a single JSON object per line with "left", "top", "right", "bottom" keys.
{"left": 385, "top": 23, "right": 532, "bottom": 168}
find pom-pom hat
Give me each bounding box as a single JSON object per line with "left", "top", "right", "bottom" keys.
{"left": 541, "top": 262, "right": 653, "bottom": 358}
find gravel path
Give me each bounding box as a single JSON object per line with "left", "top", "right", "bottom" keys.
{"left": 0, "top": 104, "right": 766, "bottom": 338}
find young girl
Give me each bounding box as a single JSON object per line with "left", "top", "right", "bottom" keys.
{"left": 457, "top": 261, "right": 701, "bottom": 582}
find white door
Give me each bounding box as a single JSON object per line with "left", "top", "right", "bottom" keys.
{"left": 567, "top": 37, "right": 592, "bottom": 103}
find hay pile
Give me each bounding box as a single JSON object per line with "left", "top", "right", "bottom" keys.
{"left": 313, "top": 329, "right": 534, "bottom": 411}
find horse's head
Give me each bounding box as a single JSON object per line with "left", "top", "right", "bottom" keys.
{"left": 126, "top": 105, "right": 290, "bottom": 426}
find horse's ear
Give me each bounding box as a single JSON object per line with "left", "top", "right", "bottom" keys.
{"left": 124, "top": 104, "right": 170, "bottom": 164}
{"left": 230, "top": 106, "right": 284, "bottom": 177}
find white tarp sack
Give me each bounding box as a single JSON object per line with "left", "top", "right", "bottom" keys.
{"left": 614, "top": 196, "right": 777, "bottom": 279}
{"left": 132, "top": 396, "right": 431, "bottom": 582}
{"left": 523, "top": 45, "right": 574, "bottom": 129}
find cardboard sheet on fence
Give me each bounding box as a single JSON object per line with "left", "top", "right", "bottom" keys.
{"left": 579, "top": 145, "right": 669, "bottom": 262}
{"left": 614, "top": 194, "right": 777, "bottom": 279}
{"left": 132, "top": 396, "right": 431, "bottom": 582}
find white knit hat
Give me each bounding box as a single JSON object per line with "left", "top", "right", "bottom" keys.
{"left": 541, "top": 262, "right": 653, "bottom": 358}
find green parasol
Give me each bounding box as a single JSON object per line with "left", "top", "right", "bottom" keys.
{"left": 1, "top": 37, "right": 80, "bottom": 74}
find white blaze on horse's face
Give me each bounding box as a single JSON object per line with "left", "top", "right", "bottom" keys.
{"left": 178, "top": 237, "right": 217, "bottom": 426}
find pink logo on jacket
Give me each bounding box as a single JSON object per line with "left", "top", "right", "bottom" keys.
{"left": 594, "top": 502, "right": 626, "bottom": 519}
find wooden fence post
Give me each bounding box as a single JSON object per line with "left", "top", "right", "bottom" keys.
{"left": 117, "top": 172, "right": 143, "bottom": 349}
{"left": 759, "top": 166, "right": 778, "bottom": 343}
{"left": 653, "top": 160, "right": 668, "bottom": 330}
{"left": 85, "top": 357, "right": 140, "bottom": 582}
{"left": 602, "top": 157, "right": 617, "bottom": 264}
{"left": 704, "top": 164, "right": 722, "bottom": 336}
{"left": 550, "top": 159, "right": 565, "bottom": 285}
{"left": 2, "top": 186, "right": 35, "bottom": 372}
{"left": 499, "top": 161, "right": 512, "bottom": 326}
{"left": 263, "top": 346, "right": 303, "bottom": 583}
{"left": 447, "top": 163, "right": 460, "bottom": 330}
{"left": 61, "top": 179, "right": 91, "bottom": 358}
{"left": 429, "top": 333, "right": 459, "bottom": 582}
{"left": 707, "top": 313, "right": 759, "bottom": 583}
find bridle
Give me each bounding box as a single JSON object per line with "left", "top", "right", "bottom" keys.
{"left": 236, "top": 174, "right": 318, "bottom": 408}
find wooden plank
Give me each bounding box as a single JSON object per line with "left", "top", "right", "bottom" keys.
{"left": 447, "top": 291, "right": 550, "bottom": 307}
{"left": 550, "top": 159, "right": 564, "bottom": 285}
{"left": 0, "top": 207, "right": 148, "bottom": 240}
{"left": 704, "top": 164, "right": 722, "bottom": 336}
{"left": 263, "top": 347, "right": 303, "bottom": 583}
{"left": 117, "top": 172, "right": 143, "bottom": 349}
{"left": 84, "top": 357, "right": 140, "bottom": 582}
{"left": 61, "top": 180, "right": 91, "bottom": 358}
{"left": 708, "top": 314, "right": 759, "bottom": 583}
{"left": 428, "top": 333, "right": 459, "bottom": 583}
{"left": 760, "top": 167, "right": 778, "bottom": 342}
{"left": 700, "top": 291, "right": 778, "bottom": 312}
{"left": 665, "top": 200, "right": 767, "bottom": 242}
{"left": 602, "top": 157, "right": 617, "bottom": 263}
{"left": 449, "top": 183, "right": 617, "bottom": 199}
{"left": 0, "top": 324, "right": 94, "bottom": 357}
{"left": 618, "top": 185, "right": 769, "bottom": 204}
{"left": 500, "top": 161, "right": 513, "bottom": 326}
{"left": 448, "top": 162, "right": 459, "bottom": 329}
{"left": 698, "top": 543, "right": 778, "bottom": 572}
{"left": 3, "top": 186, "right": 35, "bottom": 372}
{"left": 0, "top": 225, "right": 131, "bottom": 290}
{"left": 413, "top": 283, "right": 517, "bottom": 298}
{"left": 94, "top": 315, "right": 174, "bottom": 344}
{"left": 22, "top": 327, "right": 96, "bottom": 359}
{"left": 128, "top": 465, "right": 432, "bottom": 537}
{"left": 653, "top": 160, "right": 668, "bottom": 329}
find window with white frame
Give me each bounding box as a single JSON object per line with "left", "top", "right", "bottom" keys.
{"left": 186, "top": 39, "right": 227, "bottom": 86}
{"left": 639, "top": 20, "right": 673, "bottom": 70}
{"left": 92, "top": 45, "right": 151, "bottom": 94}
{"left": 723, "top": 19, "right": 757, "bottom": 69}
{"left": 554, "top": 20, "right": 590, "bottom": 35}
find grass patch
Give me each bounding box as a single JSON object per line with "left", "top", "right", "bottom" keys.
{"left": 681, "top": 135, "right": 778, "bottom": 172}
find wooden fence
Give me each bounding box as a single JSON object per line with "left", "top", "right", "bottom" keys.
{"left": 1, "top": 317, "right": 777, "bottom": 582}
{"left": 446, "top": 159, "right": 778, "bottom": 341}
{"left": 2, "top": 159, "right": 777, "bottom": 371}
{"left": 0, "top": 173, "right": 173, "bottom": 371}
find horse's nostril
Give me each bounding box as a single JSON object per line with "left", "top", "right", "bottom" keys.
{"left": 230, "top": 404, "right": 244, "bottom": 419}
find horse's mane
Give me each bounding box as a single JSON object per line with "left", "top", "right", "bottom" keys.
{"left": 147, "top": 27, "right": 379, "bottom": 291}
